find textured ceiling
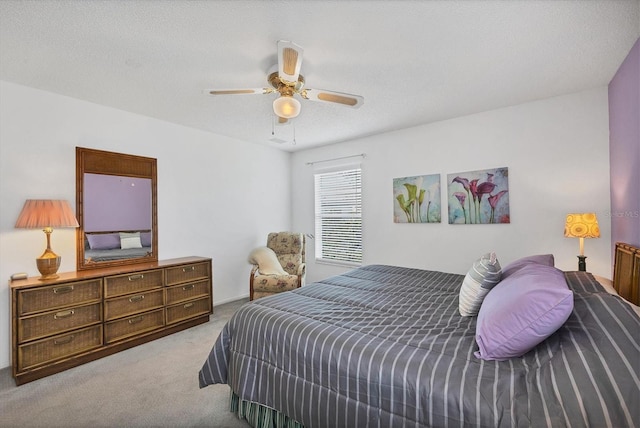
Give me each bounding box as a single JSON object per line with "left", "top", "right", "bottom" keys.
{"left": 1, "top": 1, "right": 638, "bottom": 152}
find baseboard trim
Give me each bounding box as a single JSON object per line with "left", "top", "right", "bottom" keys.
{"left": 214, "top": 295, "right": 249, "bottom": 306}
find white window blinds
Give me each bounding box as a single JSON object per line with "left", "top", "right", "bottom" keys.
{"left": 314, "top": 167, "right": 362, "bottom": 265}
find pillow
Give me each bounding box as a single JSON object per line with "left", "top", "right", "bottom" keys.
{"left": 120, "top": 232, "right": 143, "bottom": 249}
{"left": 459, "top": 252, "right": 502, "bottom": 316}
{"left": 140, "top": 231, "right": 152, "bottom": 247}
{"left": 248, "top": 246, "right": 288, "bottom": 275}
{"left": 474, "top": 263, "right": 573, "bottom": 361}
{"left": 501, "top": 254, "right": 554, "bottom": 279}
{"left": 86, "top": 233, "right": 121, "bottom": 250}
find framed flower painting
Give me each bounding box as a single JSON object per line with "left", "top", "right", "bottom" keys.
{"left": 393, "top": 174, "right": 441, "bottom": 223}
{"left": 448, "top": 167, "right": 510, "bottom": 224}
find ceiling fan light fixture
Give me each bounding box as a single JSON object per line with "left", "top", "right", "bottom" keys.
{"left": 273, "top": 95, "right": 301, "bottom": 119}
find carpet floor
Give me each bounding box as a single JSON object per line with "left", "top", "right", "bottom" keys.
{"left": 0, "top": 298, "right": 251, "bottom": 428}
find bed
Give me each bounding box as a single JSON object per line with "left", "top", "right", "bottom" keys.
{"left": 84, "top": 246, "right": 152, "bottom": 262}
{"left": 83, "top": 230, "right": 152, "bottom": 262}
{"left": 199, "top": 243, "right": 640, "bottom": 427}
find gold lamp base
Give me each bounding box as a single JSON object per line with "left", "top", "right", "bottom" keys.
{"left": 36, "top": 248, "right": 61, "bottom": 281}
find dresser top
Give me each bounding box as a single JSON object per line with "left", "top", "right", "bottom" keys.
{"left": 9, "top": 256, "right": 211, "bottom": 290}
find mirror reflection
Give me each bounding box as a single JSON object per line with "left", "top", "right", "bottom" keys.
{"left": 83, "top": 173, "right": 153, "bottom": 263}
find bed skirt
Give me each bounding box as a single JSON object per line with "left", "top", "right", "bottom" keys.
{"left": 230, "top": 391, "right": 305, "bottom": 428}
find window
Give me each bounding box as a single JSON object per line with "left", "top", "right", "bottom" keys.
{"left": 314, "top": 167, "right": 362, "bottom": 265}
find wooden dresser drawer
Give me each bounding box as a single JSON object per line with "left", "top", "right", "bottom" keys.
{"left": 104, "top": 308, "right": 165, "bottom": 344}
{"left": 18, "top": 325, "right": 103, "bottom": 371}
{"left": 19, "top": 302, "right": 102, "bottom": 343}
{"left": 11, "top": 257, "right": 212, "bottom": 385}
{"left": 166, "top": 280, "right": 210, "bottom": 305}
{"left": 104, "top": 289, "right": 164, "bottom": 321}
{"left": 165, "top": 262, "right": 210, "bottom": 286}
{"left": 104, "top": 269, "right": 163, "bottom": 298}
{"left": 17, "top": 279, "right": 102, "bottom": 316}
{"left": 166, "top": 296, "right": 211, "bottom": 325}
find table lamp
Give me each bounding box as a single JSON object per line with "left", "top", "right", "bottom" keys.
{"left": 15, "top": 199, "right": 79, "bottom": 280}
{"left": 564, "top": 213, "right": 600, "bottom": 272}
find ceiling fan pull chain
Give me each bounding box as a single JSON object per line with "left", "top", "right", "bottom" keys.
{"left": 292, "top": 125, "right": 297, "bottom": 145}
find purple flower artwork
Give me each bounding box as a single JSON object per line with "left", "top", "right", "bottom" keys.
{"left": 393, "top": 174, "right": 441, "bottom": 223}
{"left": 448, "top": 167, "right": 509, "bottom": 224}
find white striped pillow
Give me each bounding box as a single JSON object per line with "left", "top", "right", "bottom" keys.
{"left": 459, "top": 252, "right": 502, "bottom": 316}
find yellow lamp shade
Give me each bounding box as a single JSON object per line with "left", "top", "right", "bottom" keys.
{"left": 564, "top": 213, "right": 600, "bottom": 238}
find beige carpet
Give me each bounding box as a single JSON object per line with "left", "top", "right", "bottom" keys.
{"left": 0, "top": 299, "right": 251, "bottom": 428}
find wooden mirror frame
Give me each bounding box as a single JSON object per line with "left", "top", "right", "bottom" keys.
{"left": 76, "top": 147, "right": 158, "bottom": 271}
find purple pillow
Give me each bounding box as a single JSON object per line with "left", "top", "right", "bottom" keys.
{"left": 501, "top": 254, "right": 554, "bottom": 279}
{"left": 86, "top": 233, "right": 121, "bottom": 250}
{"left": 140, "top": 231, "right": 152, "bottom": 247}
{"left": 474, "top": 263, "right": 573, "bottom": 361}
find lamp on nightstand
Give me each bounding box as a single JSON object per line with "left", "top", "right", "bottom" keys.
{"left": 15, "top": 199, "right": 79, "bottom": 280}
{"left": 564, "top": 213, "right": 600, "bottom": 272}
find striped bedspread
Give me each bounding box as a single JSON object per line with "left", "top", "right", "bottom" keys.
{"left": 199, "top": 265, "right": 640, "bottom": 428}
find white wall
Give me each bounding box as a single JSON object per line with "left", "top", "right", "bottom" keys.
{"left": 292, "top": 88, "right": 612, "bottom": 283}
{"left": 0, "top": 83, "right": 613, "bottom": 371}
{"left": 0, "top": 81, "right": 291, "bottom": 369}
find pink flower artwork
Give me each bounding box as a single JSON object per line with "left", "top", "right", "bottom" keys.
{"left": 448, "top": 167, "right": 509, "bottom": 224}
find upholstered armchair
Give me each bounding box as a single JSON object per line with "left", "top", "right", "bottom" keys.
{"left": 249, "top": 232, "right": 306, "bottom": 300}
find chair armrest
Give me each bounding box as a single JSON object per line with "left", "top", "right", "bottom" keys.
{"left": 297, "top": 263, "right": 306, "bottom": 276}
{"left": 250, "top": 265, "right": 259, "bottom": 276}
{"left": 249, "top": 265, "right": 260, "bottom": 301}
{"left": 297, "top": 263, "right": 306, "bottom": 288}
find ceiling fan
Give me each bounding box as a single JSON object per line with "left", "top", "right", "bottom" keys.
{"left": 205, "top": 40, "right": 364, "bottom": 123}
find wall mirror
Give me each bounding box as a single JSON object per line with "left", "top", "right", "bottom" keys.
{"left": 76, "top": 147, "right": 158, "bottom": 270}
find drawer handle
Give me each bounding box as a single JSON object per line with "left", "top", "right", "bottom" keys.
{"left": 182, "top": 284, "right": 195, "bottom": 291}
{"left": 128, "top": 316, "right": 144, "bottom": 324}
{"left": 54, "top": 310, "right": 75, "bottom": 319}
{"left": 129, "top": 295, "right": 145, "bottom": 303}
{"left": 54, "top": 335, "right": 75, "bottom": 345}
{"left": 53, "top": 285, "right": 74, "bottom": 294}
{"left": 182, "top": 266, "right": 195, "bottom": 273}
{"left": 128, "top": 274, "right": 144, "bottom": 281}
{"left": 184, "top": 302, "right": 194, "bottom": 309}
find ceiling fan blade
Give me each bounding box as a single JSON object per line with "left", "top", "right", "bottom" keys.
{"left": 277, "top": 40, "right": 303, "bottom": 84}
{"left": 301, "top": 88, "right": 364, "bottom": 108}
{"left": 204, "top": 88, "right": 272, "bottom": 96}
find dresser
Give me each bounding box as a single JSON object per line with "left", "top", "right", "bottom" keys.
{"left": 10, "top": 257, "right": 212, "bottom": 385}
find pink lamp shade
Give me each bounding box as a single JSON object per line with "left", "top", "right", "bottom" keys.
{"left": 15, "top": 199, "right": 79, "bottom": 280}
{"left": 15, "top": 199, "right": 79, "bottom": 229}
